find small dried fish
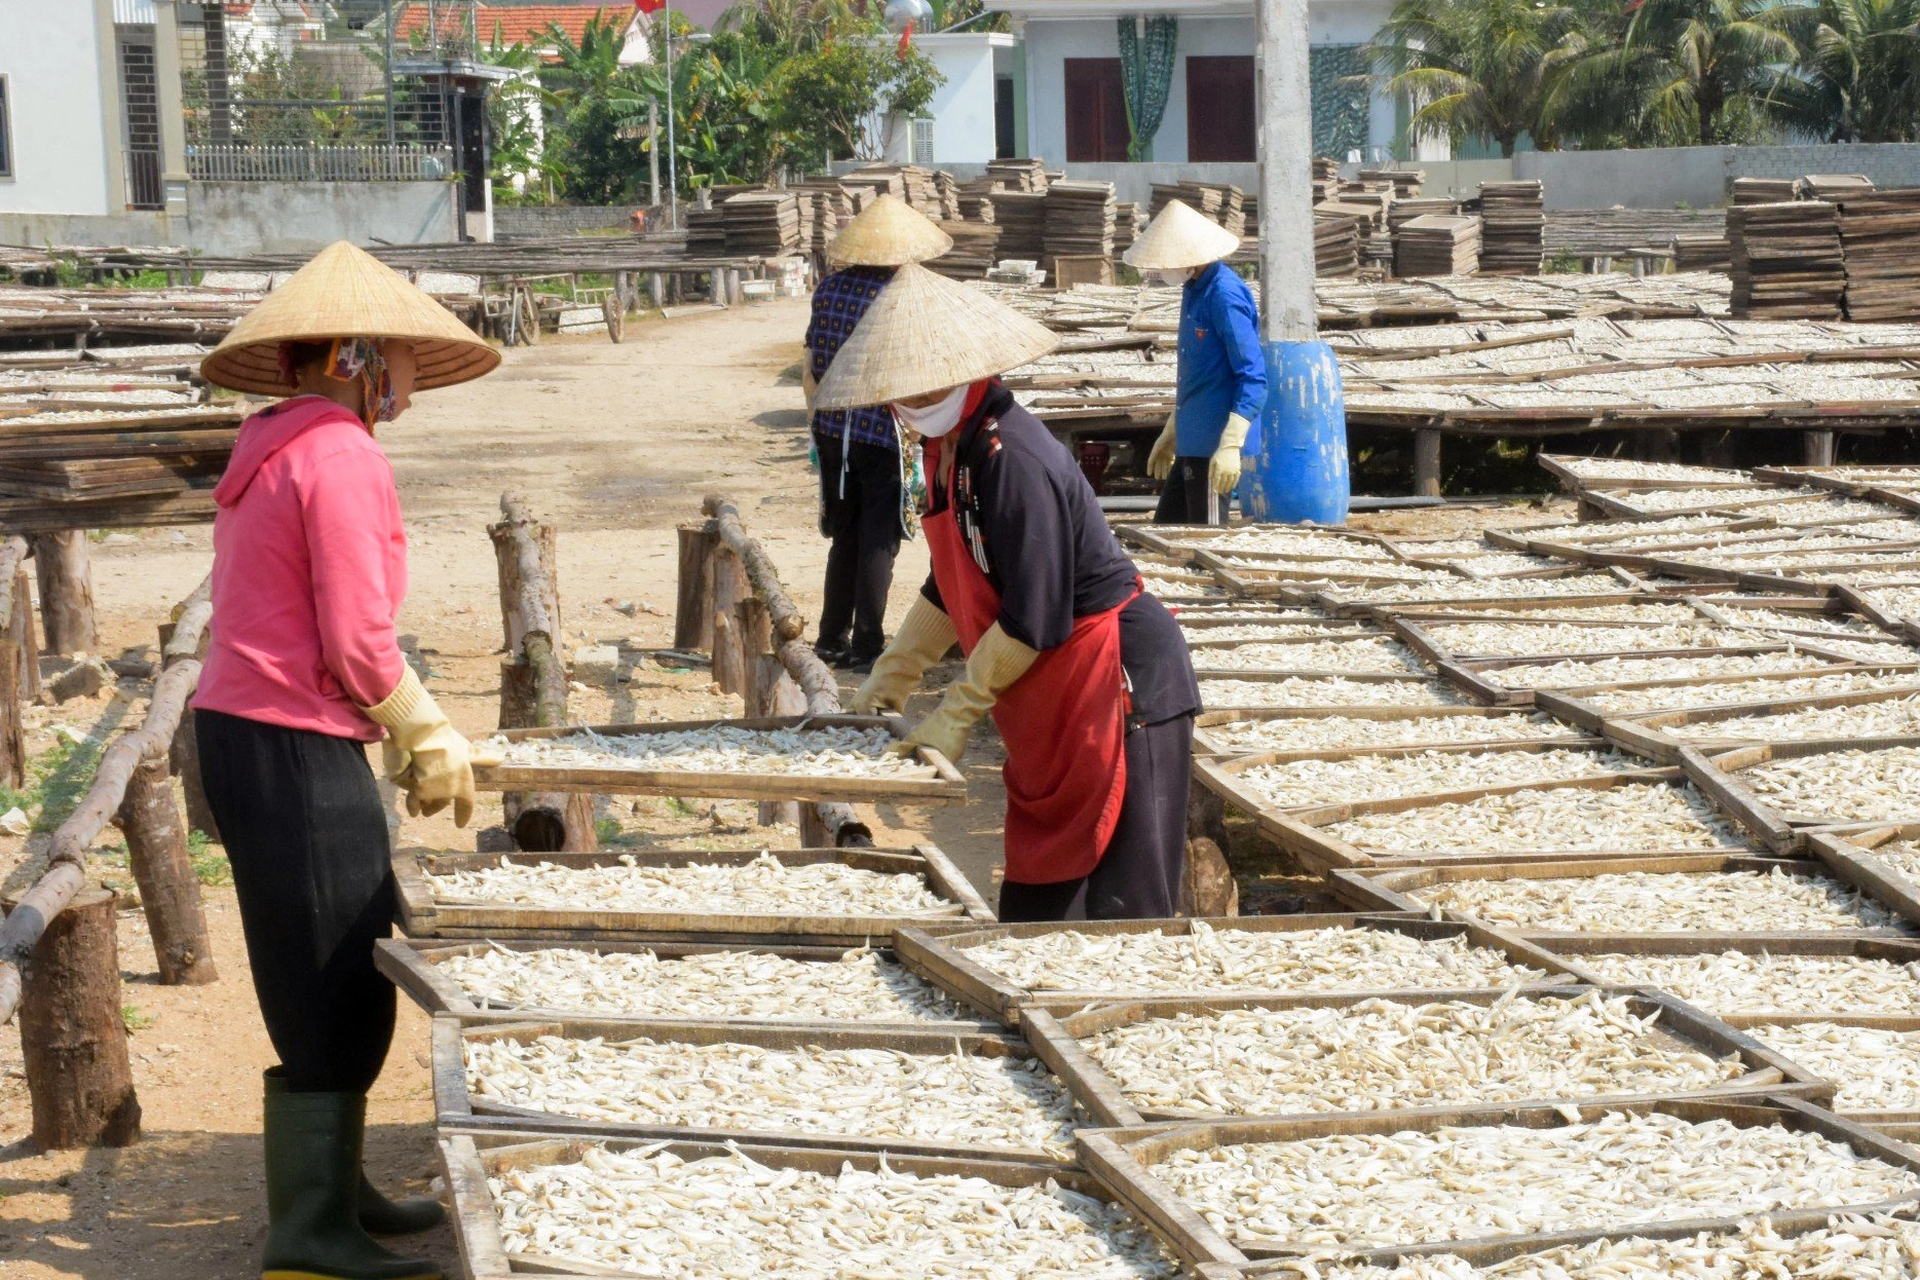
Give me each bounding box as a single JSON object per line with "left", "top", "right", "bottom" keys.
{"left": 1321, "top": 781, "right": 1749, "bottom": 856}
{"left": 1746, "top": 1022, "right": 1920, "bottom": 1112}
{"left": 1151, "top": 1111, "right": 1920, "bottom": 1249}
{"left": 1741, "top": 745, "right": 1920, "bottom": 824}
{"left": 1484, "top": 650, "right": 1828, "bottom": 692}
{"left": 436, "top": 944, "right": 966, "bottom": 1021}
{"left": 1413, "top": 866, "right": 1903, "bottom": 932}
{"left": 466, "top": 1034, "right": 1077, "bottom": 1153}
{"left": 483, "top": 724, "right": 936, "bottom": 778}
{"left": 429, "top": 852, "right": 963, "bottom": 917}
{"left": 1577, "top": 950, "right": 1920, "bottom": 1016}
{"left": 1236, "top": 748, "right": 1643, "bottom": 810}
{"left": 1201, "top": 712, "right": 1579, "bottom": 756}
{"left": 1191, "top": 637, "right": 1430, "bottom": 674}
{"left": 1426, "top": 621, "right": 1761, "bottom": 658}
{"left": 1086, "top": 992, "right": 1743, "bottom": 1116}
{"left": 1578, "top": 670, "right": 1899, "bottom": 716}
{"left": 960, "top": 921, "right": 1549, "bottom": 994}
{"left": 490, "top": 1145, "right": 1175, "bottom": 1278}
{"left": 1663, "top": 695, "right": 1920, "bottom": 742}
{"left": 1200, "top": 677, "right": 1471, "bottom": 709}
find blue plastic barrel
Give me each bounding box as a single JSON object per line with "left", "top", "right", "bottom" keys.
{"left": 1242, "top": 339, "right": 1349, "bottom": 524}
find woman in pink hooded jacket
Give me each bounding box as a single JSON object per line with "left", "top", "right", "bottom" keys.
{"left": 194, "top": 242, "right": 500, "bottom": 1280}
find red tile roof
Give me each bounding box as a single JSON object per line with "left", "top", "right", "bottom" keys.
{"left": 393, "top": 3, "right": 636, "bottom": 55}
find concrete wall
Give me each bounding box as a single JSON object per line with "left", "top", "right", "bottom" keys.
{"left": 1515, "top": 144, "right": 1920, "bottom": 210}
{"left": 913, "top": 35, "right": 1009, "bottom": 166}
{"left": 0, "top": 180, "right": 458, "bottom": 253}
{"left": 495, "top": 204, "right": 638, "bottom": 238}
{"left": 0, "top": 1, "right": 118, "bottom": 215}
{"left": 1019, "top": 7, "right": 1396, "bottom": 167}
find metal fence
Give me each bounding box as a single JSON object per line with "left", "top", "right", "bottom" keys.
{"left": 186, "top": 143, "right": 454, "bottom": 182}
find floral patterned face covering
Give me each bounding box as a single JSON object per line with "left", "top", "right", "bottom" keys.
{"left": 279, "top": 337, "right": 396, "bottom": 429}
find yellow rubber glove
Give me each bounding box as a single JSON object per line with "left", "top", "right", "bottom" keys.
{"left": 849, "top": 596, "right": 957, "bottom": 714}
{"left": 1209, "top": 412, "right": 1252, "bottom": 495}
{"left": 1146, "top": 411, "right": 1178, "bottom": 481}
{"left": 896, "top": 622, "right": 1038, "bottom": 764}
{"left": 360, "top": 667, "right": 491, "bottom": 828}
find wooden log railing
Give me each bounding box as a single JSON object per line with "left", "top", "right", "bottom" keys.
{"left": 490, "top": 493, "right": 596, "bottom": 853}
{"left": 0, "top": 576, "right": 217, "bottom": 1148}
{"left": 697, "top": 495, "right": 873, "bottom": 848}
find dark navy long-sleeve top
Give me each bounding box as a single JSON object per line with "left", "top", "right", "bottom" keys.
{"left": 1174, "top": 260, "right": 1267, "bottom": 457}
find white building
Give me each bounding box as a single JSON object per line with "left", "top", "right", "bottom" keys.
{"left": 881, "top": 32, "right": 1020, "bottom": 167}
{"left": 980, "top": 0, "right": 1446, "bottom": 200}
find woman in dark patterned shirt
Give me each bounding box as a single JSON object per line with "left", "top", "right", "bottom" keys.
{"left": 802, "top": 195, "right": 952, "bottom": 670}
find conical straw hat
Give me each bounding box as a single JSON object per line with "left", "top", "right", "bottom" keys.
{"left": 1123, "top": 198, "right": 1243, "bottom": 270}
{"left": 201, "top": 241, "right": 500, "bottom": 396}
{"left": 828, "top": 193, "right": 954, "bottom": 266}
{"left": 813, "top": 262, "right": 1060, "bottom": 410}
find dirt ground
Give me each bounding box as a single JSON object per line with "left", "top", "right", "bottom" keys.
{"left": 0, "top": 295, "right": 1571, "bottom": 1279}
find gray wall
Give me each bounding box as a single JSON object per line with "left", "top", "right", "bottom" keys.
{"left": 0, "top": 180, "right": 458, "bottom": 254}
{"left": 495, "top": 204, "right": 640, "bottom": 238}
{"left": 1515, "top": 144, "right": 1920, "bottom": 210}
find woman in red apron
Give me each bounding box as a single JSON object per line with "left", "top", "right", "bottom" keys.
{"left": 823, "top": 265, "right": 1201, "bottom": 920}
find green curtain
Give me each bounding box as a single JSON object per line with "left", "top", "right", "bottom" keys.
{"left": 1117, "top": 16, "right": 1177, "bottom": 163}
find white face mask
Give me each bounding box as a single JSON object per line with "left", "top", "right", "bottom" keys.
{"left": 1150, "top": 267, "right": 1194, "bottom": 287}
{"left": 892, "top": 386, "right": 969, "bottom": 438}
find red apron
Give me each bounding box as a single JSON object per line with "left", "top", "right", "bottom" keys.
{"left": 924, "top": 430, "right": 1133, "bottom": 885}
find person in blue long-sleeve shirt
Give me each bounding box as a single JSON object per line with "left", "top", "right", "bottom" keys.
{"left": 1123, "top": 200, "right": 1267, "bottom": 524}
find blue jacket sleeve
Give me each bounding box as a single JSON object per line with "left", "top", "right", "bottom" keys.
{"left": 1216, "top": 281, "right": 1268, "bottom": 429}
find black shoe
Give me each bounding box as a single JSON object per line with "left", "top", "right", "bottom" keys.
{"left": 264, "top": 1070, "right": 444, "bottom": 1237}
{"left": 814, "top": 642, "right": 850, "bottom": 665}
{"left": 840, "top": 650, "right": 881, "bottom": 674}
{"left": 261, "top": 1084, "right": 441, "bottom": 1280}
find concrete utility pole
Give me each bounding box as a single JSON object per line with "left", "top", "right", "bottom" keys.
{"left": 1251, "top": 0, "right": 1349, "bottom": 524}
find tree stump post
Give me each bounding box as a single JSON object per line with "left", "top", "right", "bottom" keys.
{"left": 1187, "top": 782, "right": 1231, "bottom": 857}
{"left": 34, "top": 531, "right": 97, "bottom": 655}
{"left": 736, "top": 597, "right": 773, "bottom": 712}
{"left": 710, "top": 550, "right": 749, "bottom": 696}
{"left": 13, "top": 888, "right": 142, "bottom": 1149}
{"left": 799, "top": 803, "right": 830, "bottom": 848}
{"left": 1412, "top": 430, "right": 1442, "bottom": 498}
{"left": 751, "top": 653, "right": 803, "bottom": 829}
{"left": 14, "top": 567, "right": 40, "bottom": 701}
{"left": 116, "top": 751, "right": 216, "bottom": 985}
{"left": 674, "top": 522, "right": 719, "bottom": 653}
{"left": 1803, "top": 429, "right": 1837, "bottom": 467}
{"left": 0, "top": 572, "right": 25, "bottom": 790}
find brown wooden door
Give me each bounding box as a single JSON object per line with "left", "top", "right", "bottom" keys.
{"left": 1064, "top": 58, "right": 1129, "bottom": 162}
{"left": 1187, "top": 55, "right": 1256, "bottom": 163}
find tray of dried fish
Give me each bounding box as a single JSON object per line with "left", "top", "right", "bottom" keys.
{"left": 1130, "top": 525, "right": 1398, "bottom": 561}
{"left": 1075, "top": 1096, "right": 1920, "bottom": 1268}
{"left": 893, "top": 916, "right": 1582, "bottom": 1027}
{"left": 472, "top": 714, "right": 965, "bottom": 802}
{"left": 1022, "top": 987, "right": 1822, "bottom": 1129}
{"left": 1329, "top": 853, "right": 1914, "bottom": 938}
{"left": 1389, "top": 617, "right": 1763, "bottom": 666}
{"left": 1382, "top": 596, "right": 1704, "bottom": 624}
{"left": 1735, "top": 1019, "right": 1920, "bottom": 1138}
{"left": 1179, "top": 617, "right": 1371, "bottom": 647}
{"left": 1536, "top": 665, "right": 1920, "bottom": 731}
{"left": 1314, "top": 572, "right": 1636, "bottom": 614}
{"left": 1261, "top": 771, "right": 1757, "bottom": 874}
{"left": 1199, "top": 673, "right": 1478, "bottom": 712}
{"left": 1452, "top": 647, "right": 1837, "bottom": 707}
{"left": 392, "top": 845, "right": 991, "bottom": 945}
{"left": 440, "top": 1131, "right": 1196, "bottom": 1280}
{"left": 1185, "top": 635, "right": 1433, "bottom": 677}
{"left": 1605, "top": 686, "right": 1920, "bottom": 762}
{"left": 438, "top": 1015, "right": 1080, "bottom": 1164}
{"left": 1196, "top": 743, "right": 1652, "bottom": 829}
{"left": 373, "top": 938, "right": 980, "bottom": 1028}
{"left": 1544, "top": 933, "right": 1920, "bottom": 1021}
{"left": 1238, "top": 1214, "right": 1920, "bottom": 1280}
{"left": 1539, "top": 454, "right": 1756, "bottom": 492}
{"left": 1682, "top": 736, "right": 1920, "bottom": 850}
{"left": 1191, "top": 708, "right": 1584, "bottom": 760}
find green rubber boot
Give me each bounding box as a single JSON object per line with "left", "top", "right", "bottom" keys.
{"left": 261, "top": 1087, "right": 441, "bottom": 1280}
{"left": 264, "top": 1070, "right": 445, "bottom": 1236}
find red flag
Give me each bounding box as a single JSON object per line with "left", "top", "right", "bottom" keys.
{"left": 897, "top": 19, "right": 913, "bottom": 58}
{"left": 633, "top": 0, "right": 665, "bottom": 13}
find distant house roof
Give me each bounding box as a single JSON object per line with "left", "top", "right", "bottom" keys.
{"left": 393, "top": 3, "right": 641, "bottom": 56}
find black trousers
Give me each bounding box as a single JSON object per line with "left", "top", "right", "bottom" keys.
{"left": 817, "top": 434, "right": 904, "bottom": 658}
{"left": 1153, "top": 456, "right": 1229, "bottom": 526}
{"left": 996, "top": 712, "right": 1193, "bottom": 922}
{"left": 196, "top": 709, "right": 397, "bottom": 1095}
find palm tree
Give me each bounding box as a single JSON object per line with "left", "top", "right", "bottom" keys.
{"left": 1765, "top": 0, "right": 1920, "bottom": 142}
{"left": 1363, "top": 0, "right": 1584, "bottom": 157}
{"left": 1557, "top": 0, "right": 1799, "bottom": 145}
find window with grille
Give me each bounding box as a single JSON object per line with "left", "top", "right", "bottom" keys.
{"left": 912, "top": 117, "right": 935, "bottom": 167}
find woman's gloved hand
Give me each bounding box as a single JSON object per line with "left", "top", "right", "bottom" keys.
{"left": 849, "top": 596, "right": 957, "bottom": 713}
{"left": 361, "top": 667, "right": 492, "bottom": 827}
{"left": 1209, "top": 412, "right": 1252, "bottom": 495}
{"left": 1146, "top": 411, "right": 1179, "bottom": 481}
{"left": 895, "top": 622, "right": 1037, "bottom": 764}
